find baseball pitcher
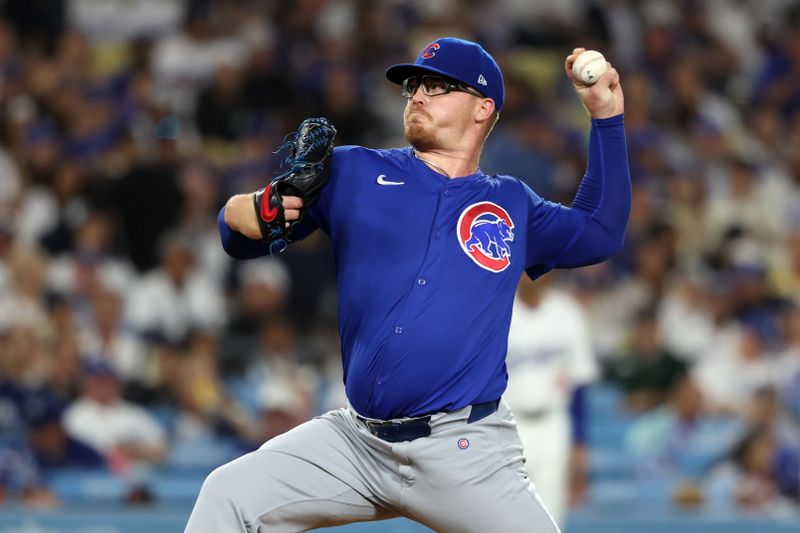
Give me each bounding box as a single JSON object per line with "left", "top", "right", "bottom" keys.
{"left": 186, "top": 38, "right": 630, "bottom": 532}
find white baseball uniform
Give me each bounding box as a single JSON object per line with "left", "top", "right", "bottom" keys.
{"left": 504, "top": 288, "right": 598, "bottom": 527}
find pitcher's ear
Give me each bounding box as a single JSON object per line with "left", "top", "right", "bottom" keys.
{"left": 475, "top": 98, "right": 495, "bottom": 123}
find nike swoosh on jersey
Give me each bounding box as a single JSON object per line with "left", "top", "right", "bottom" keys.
{"left": 376, "top": 174, "right": 405, "bottom": 186}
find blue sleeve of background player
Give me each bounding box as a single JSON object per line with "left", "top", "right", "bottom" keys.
{"left": 569, "top": 385, "right": 589, "bottom": 445}
{"left": 524, "top": 114, "right": 631, "bottom": 279}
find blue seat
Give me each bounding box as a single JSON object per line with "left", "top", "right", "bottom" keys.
{"left": 588, "top": 447, "right": 636, "bottom": 480}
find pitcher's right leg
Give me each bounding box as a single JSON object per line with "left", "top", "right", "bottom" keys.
{"left": 185, "top": 413, "right": 397, "bottom": 532}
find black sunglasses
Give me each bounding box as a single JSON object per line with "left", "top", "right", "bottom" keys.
{"left": 401, "top": 75, "right": 484, "bottom": 99}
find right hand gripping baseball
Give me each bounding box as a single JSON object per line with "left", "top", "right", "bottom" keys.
{"left": 253, "top": 117, "right": 337, "bottom": 251}
{"left": 565, "top": 48, "right": 624, "bottom": 119}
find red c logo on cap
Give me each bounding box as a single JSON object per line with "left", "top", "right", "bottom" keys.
{"left": 421, "top": 42, "right": 440, "bottom": 59}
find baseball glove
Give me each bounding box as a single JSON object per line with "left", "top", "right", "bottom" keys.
{"left": 253, "top": 117, "right": 337, "bottom": 254}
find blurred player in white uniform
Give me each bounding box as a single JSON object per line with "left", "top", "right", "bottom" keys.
{"left": 505, "top": 273, "right": 598, "bottom": 527}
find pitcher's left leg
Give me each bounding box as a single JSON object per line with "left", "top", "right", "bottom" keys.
{"left": 402, "top": 401, "right": 560, "bottom": 533}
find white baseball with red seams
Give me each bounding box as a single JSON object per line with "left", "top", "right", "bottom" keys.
{"left": 572, "top": 50, "right": 607, "bottom": 85}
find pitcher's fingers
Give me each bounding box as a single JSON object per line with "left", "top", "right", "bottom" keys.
{"left": 284, "top": 208, "right": 301, "bottom": 221}
{"left": 594, "top": 66, "right": 617, "bottom": 88}
{"left": 609, "top": 67, "right": 620, "bottom": 89}
{"left": 282, "top": 196, "right": 303, "bottom": 209}
{"left": 565, "top": 57, "right": 579, "bottom": 80}
{"left": 566, "top": 48, "right": 586, "bottom": 69}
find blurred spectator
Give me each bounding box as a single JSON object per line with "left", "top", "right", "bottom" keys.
{"left": 62, "top": 360, "right": 167, "bottom": 473}
{"left": 114, "top": 138, "right": 183, "bottom": 272}
{"left": 581, "top": 223, "right": 675, "bottom": 358}
{"left": 776, "top": 308, "right": 800, "bottom": 461}
{"left": 500, "top": 0, "right": 583, "bottom": 47}
{"left": 246, "top": 317, "right": 316, "bottom": 441}
{"left": 748, "top": 387, "right": 800, "bottom": 450}
{"left": 665, "top": 169, "right": 714, "bottom": 261}
{"left": 37, "top": 161, "right": 89, "bottom": 254}
{"left": 67, "top": 0, "right": 185, "bottom": 43}
{"left": 0, "top": 1, "right": 65, "bottom": 55}
{"left": 482, "top": 107, "right": 569, "bottom": 199}
{"left": 754, "top": 19, "right": 800, "bottom": 117}
{"left": 0, "top": 247, "right": 49, "bottom": 334}
{"left": 194, "top": 63, "right": 248, "bottom": 142}
{"left": 707, "top": 158, "right": 781, "bottom": 246}
{"left": 0, "top": 216, "right": 12, "bottom": 289}
{"left": 312, "top": 63, "right": 386, "bottom": 146}
{"left": 174, "top": 160, "right": 230, "bottom": 284}
{"left": 765, "top": 120, "right": 800, "bottom": 227}
{"left": 625, "top": 375, "right": 743, "bottom": 480}
{"left": 0, "top": 381, "right": 27, "bottom": 444}
{"left": 707, "top": 425, "right": 800, "bottom": 514}
{"left": 221, "top": 257, "right": 291, "bottom": 374}
{"left": 79, "top": 285, "right": 148, "bottom": 385}
{"left": 0, "top": 324, "right": 48, "bottom": 389}
{"left": 770, "top": 230, "right": 800, "bottom": 304}
{"left": 47, "top": 212, "right": 135, "bottom": 299}
{"left": 124, "top": 231, "right": 224, "bottom": 343}
{"left": 0, "top": 446, "right": 58, "bottom": 508}
{"left": 150, "top": 3, "right": 250, "bottom": 113}
{"left": 0, "top": 147, "right": 20, "bottom": 212}
{"left": 44, "top": 331, "right": 84, "bottom": 402}
{"left": 27, "top": 401, "right": 105, "bottom": 471}
{"left": 604, "top": 306, "right": 688, "bottom": 412}
{"left": 657, "top": 268, "right": 718, "bottom": 362}
{"left": 694, "top": 323, "right": 780, "bottom": 416}
{"left": 168, "top": 332, "right": 257, "bottom": 466}
{"left": 733, "top": 427, "right": 786, "bottom": 510}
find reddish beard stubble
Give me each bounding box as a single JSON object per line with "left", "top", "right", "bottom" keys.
{"left": 404, "top": 109, "right": 437, "bottom": 151}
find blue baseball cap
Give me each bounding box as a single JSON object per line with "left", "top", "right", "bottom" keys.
{"left": 82, "top": 358, "right": 118, "bottom": 378}
{"left": 386, "top": 37, "right": 505, "bottom": 112}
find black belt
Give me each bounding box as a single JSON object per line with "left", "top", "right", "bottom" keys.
{"left": 357, "top": 399, "right": 500, "bottom": 443}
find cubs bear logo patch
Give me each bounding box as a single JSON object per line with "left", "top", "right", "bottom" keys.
{"left": 457, "top": 201, "right": 515, "bottom": 272}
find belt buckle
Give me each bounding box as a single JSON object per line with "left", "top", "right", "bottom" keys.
{"left": 364, "top": 419, "right": 393, "bottom": 431}
{"left": 364, "top": 416, "right": 431, "bottom": 443}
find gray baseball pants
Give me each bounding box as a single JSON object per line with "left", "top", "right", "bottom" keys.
{"left": 184, "top": 400, "right": 560, "bottom": 532}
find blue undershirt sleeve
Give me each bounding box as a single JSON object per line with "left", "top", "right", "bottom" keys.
{"left": 217, "top": 207, "right": 268, "bottom": 259}
{"left": 524, "top": 114, "right": 631, "bottom": 279}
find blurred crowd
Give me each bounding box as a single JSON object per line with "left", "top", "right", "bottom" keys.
{"left": 0, "top": 0, "right": 799, "bottom": 519}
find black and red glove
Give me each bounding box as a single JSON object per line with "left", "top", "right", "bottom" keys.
{"left": 253, "top": 117, "right": 337, "bottom": 253}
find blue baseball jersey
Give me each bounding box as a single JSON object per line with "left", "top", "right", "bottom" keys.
{"left": 220, "top": 115, "right": 631, "bottom": 419}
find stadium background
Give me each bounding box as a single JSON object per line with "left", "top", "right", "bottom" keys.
{"left": 0, "top": 0, "right": 799, "bottom": 531}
